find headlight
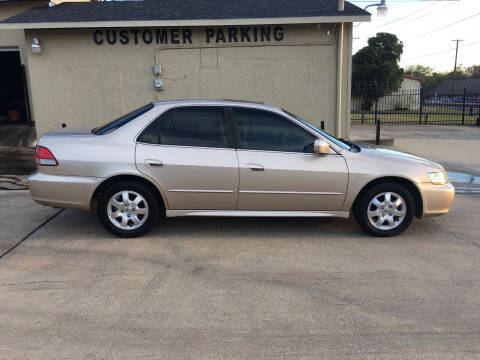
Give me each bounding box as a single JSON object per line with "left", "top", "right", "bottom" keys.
{"left": 428, "top": 171, "right": 447, "bottom": 185}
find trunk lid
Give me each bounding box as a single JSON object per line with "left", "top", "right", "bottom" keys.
{"left": 42, "top": 128, "right": 95, "bottom": 137}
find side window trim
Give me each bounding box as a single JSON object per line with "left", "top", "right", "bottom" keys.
{"left": 225, "top": 107, "right": 240, "bottom": 150}
{"left": 230, "top": 106, "right": 318, "bottom": 154}
{"left": 223, "top": 107, "right": 238, "bottom": 150}
{"left": 136, "top": 105, "right": 235, "bottom": 150}
{"left": 136, "top": 116, "right": 159, "bottom": 144}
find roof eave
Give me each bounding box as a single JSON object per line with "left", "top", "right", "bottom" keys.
{"left": 0, "top": 15, "right": 371, "bottom": 29}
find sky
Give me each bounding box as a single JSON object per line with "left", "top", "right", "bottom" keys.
{"left": 349, "top": 0, "right": 480, "bottom": 72}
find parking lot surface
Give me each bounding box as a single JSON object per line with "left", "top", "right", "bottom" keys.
{"left": 1, "top": 191, "right": 479, "bottom": 359}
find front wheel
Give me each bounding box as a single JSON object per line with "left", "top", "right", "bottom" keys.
{"left": 354, "top": 183, "right": 415, "bottom": 237}
{"left": 98, "top": 181, "right": 159, "bottom": 238}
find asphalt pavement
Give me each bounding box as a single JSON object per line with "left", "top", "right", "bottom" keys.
{"left": 1, "top": 124, "right": 479, "bottom": 359}
{"left": 0, "top": 190, "right": 479, "bottom": 359}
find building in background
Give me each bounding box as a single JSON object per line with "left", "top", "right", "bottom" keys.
{"left": 0, "top": 0, "right": 369, "bottom": 141}
{"left": 352, "top": 74, "right": 423, "bottom": 112}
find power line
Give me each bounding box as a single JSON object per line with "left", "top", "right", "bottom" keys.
{"left": 355, "top": 1, "right": 459, "bottom": 36}
{"left": 357, "top": 1, "right": 436, "bottom": 33}
{"left": 461, "top": 40, "right": 480, "bottom": 48}
{"left": 404, "top": 12, "right": 480, "bottom": 40}
{"left": 401, "top": 39, "right": 480, "bottom": 61}
{"left": 464, "top": 23, "right": 480, "bottom": 41}
{"left": 373, "top": 1, "right": 457, "bottom": 31}
{"left": 354, "top": 5, "right": 432, "bottom": 29}
{"left": 401, "top": 47, "right": 456, "bottom": 61}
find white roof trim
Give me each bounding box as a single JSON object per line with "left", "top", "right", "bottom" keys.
{"left": 0, "top": 15, "right": 370, "bottom": 29}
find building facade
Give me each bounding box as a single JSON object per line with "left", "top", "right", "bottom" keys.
{"left": 0, "top": 0, "right": 369, "bottom": 139}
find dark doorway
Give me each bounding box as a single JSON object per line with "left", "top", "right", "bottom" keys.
{"left": 0, "top": 50, "right": 31, "bottom": 125}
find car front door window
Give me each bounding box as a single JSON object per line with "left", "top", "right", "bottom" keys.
{"left": 233, "top": 108, "right": 316, "bottom": 153}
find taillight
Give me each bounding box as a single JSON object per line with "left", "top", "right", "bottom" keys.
{"left": 35, "top": 146, "right": 58, "bottom": 166}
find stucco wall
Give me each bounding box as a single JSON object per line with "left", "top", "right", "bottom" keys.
{"left": 0, "top": 2, "right": 43, "bottom": 55}
{"left": 25, "top": 24, "right": 352, "bottom": 137}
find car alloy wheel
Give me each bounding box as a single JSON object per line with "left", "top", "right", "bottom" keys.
{"left": 107, "top": 190, "right": 149, "bottom": 230}
{"left": 98, "top": 181, "right": 160, "bottom": 238}
{"left": 367, "top": 191, "right": 406, "bottom": 231}
{"left": 354, "top": 182, "right": 415, "bottom": 237}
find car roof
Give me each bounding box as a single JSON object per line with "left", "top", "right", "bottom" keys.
{"left": 152, "top": 99, "right": 282, "bottom": 112}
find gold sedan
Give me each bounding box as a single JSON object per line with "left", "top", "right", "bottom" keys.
{"left": 28, "top": 100, "right": 455, "bottom": 238}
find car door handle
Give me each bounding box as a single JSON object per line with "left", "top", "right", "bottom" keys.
{"left": 145, "top": 159, "right": 163, "bottom": 167}
{"left": 247, "top": 163, "right": 264, "bottom": 172}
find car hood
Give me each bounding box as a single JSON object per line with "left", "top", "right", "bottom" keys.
{"left": 356, "top": 142, "right": 443, "bottom": 170}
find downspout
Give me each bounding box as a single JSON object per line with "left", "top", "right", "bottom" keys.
{"left": 336, "top": 0, "right": 345, "bottom": 137}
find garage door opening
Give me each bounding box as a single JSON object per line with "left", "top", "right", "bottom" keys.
{"left": 0, "top": 49, "right": 31, "bottom": 126}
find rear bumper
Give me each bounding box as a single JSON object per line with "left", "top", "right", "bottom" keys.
{"left": 420, "top": 182, "right": 455, "bottom": 217}
{"left": 28, "top": 171, "right": 103, "bottom": 210}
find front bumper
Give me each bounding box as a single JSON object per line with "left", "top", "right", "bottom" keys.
{"left": 420, "top": 182, "right": 455, "bottom": 217}
{"left": 28, "top": 171, "right": 103, "bottom": 210}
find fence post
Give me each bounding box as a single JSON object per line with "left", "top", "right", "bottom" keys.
{"left": 375, "top": 99, "right": 380, "bottom": 145}
{"left": 462, "top": 88, "right": 467, "bottom": 125}
{"left": 419, "top": 88, "right": 424, "bottom": 124}
{"left": 477, "top": 93, "right": 480, "bottom": 115}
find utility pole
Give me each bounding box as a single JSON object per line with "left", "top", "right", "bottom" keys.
{"left": 451, "top": 39, "right": 463, "bottom": 94}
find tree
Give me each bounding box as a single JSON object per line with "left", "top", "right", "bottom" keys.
{"left": 404, "top": 65, "right": 447, "bottom": 91}
{"left": 352, "top": 32, "right": 404, "bottom": 103}
{"left": 404, "top": 65, "right": 435, "bottom": 79}
{"left": 404, "top": 64, "right": 480, "bottom": 91}
{"left": 465, "top": 65, "right": 480, "bottom": 79}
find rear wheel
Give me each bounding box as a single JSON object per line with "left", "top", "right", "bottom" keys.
{"left": 354, "top": 183, "right": 415, "bottom": 237}
{"left": 98, "top": 181, "right": 159, "bottom": 238}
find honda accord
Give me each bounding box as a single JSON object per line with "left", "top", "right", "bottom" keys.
{"left": 29, "top": 100, "right": 455, "bottom": 237}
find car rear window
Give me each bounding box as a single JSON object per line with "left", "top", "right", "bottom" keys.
{"left": 92, "top": 103, "right": 154, "bottom": 135}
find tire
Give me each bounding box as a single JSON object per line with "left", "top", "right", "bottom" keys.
{"left": 97, "top": 181, "right": 159, "bottom": 238}
{"left": 354, "top": 182, "right": 415, "bottom": 237}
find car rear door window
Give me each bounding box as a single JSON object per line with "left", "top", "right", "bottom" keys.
{"left": 232, "top": 108, "right": 316, "bottom": 153}
{"left": 137, "top": 106, "right": 230, "bottom": 148}
{"left": 137, "top": 120, "right": 158, "bottom": 144}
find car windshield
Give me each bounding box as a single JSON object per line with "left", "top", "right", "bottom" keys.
{"left": 282, "top": 110, "right": 352, "bottom": 151}
{"left": 92, "top": 103, "right": 154, "bottom": 135}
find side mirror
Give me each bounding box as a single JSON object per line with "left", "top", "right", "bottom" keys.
{"left": 314, "top": 139, "right": 330, "bottom": 155}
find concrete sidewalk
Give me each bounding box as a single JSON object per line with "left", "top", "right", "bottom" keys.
{"left": 0, "top": 190, "right": 59, "bottom": 255}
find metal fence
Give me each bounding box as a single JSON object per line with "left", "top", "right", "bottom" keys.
{"left": 351, "top": 88, "right": 480, "bottom": 126}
